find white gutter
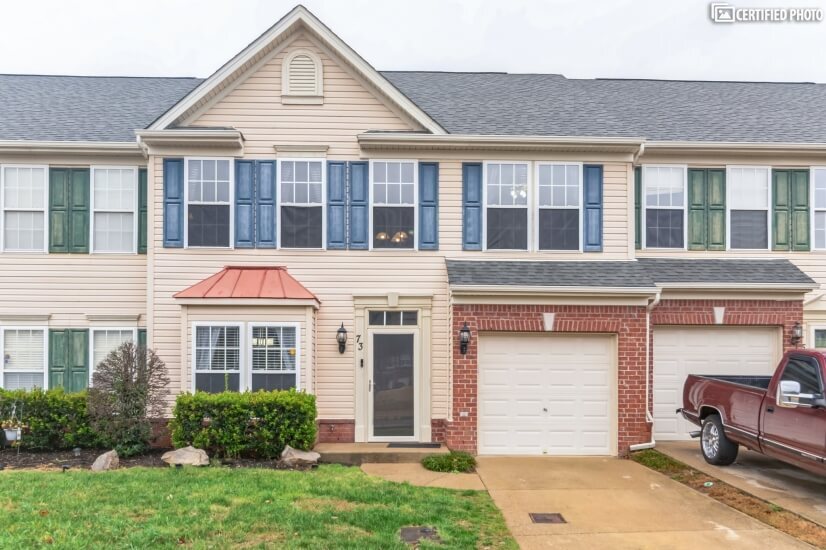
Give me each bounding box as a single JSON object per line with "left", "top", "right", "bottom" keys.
{"left": 654, "top": 282, "right": 818, "bottom": 292}
{"left": 0, "top": 140, "right": 141, "bottom": 155}
{"left": 629, "top": 290, "right": 662, "bottom": 452}
{"left": 633, "top": 142, "right": 645, "bottom": 164}
{"left": 645, "top": 140, "right": 826, "bottom": 152}
{"left": 357, "top": 133, "right": 646, "bottom": 153}
{"left": 450, "top": 285, "right": 659, "bottom": 296}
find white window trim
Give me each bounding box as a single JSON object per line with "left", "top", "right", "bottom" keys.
{"left": 641, "top": 164, "right": 688, "bottom": 250}
{"left": 0, "top": 164, "right": 50, "bottom": 254}
{"left": 0, "top": 325, "right": 49, "bottom": 390}
{"left": 277, "top": 158, "right": 327, "bottom": 250}
{"left": 89, "top": 166, "right": 139, "bottom": 254}
{"left": 482, "top": 160, "right": 532, "bottom": 252}
{"left": 88, "top": 327, "right": 138, "bottom": 386}
{"left": 809, "top": 325, "right": 826, "bottom": 349}
{"left": 183, "top": 157, "right": 235, "bottom": 249}
{"left": 725, "top": 165, "right": 772, "bottom": 251}
{"left": 810, "top": 167, "right": 826, "bottom": 251}
{"left": 191, "top": 322, "right": 245, "bottom": 392}
{"left": 368, "top": 159, "right": 419, "bottom": 251}
{"left": 534, "top": 162, "right": 584, "bottom": 253}
{"left": 247, "top": 322, "right": 301, "bottom": 391}
{"left": 281, "top": 48, "right": 324, "bottom": 97}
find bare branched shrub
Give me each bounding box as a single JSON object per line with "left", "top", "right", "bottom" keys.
{"left": 87, "top": 342, "right": 169, "bottom": 456}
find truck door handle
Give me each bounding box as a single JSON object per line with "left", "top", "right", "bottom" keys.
{"left": 766, "top": 406, "right": 774, "bottom": 413}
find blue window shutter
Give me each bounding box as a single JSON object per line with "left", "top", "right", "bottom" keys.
{"left": 327, "top": 161, "right": 347, "bottom": 249}
{"left": 162, "top": 158, "right": 184, "bottom": 248}
{"left": 255, "top": 160, "right": 277, "bottom": 248}
{"left": 348, "top": 161, "right": 369, "bottom": 250}
{"left": 462, "top": 163, "right": 482, "bottom": 250}
{"left": 583, "top": 164, "right": 603, "bottom": 252}
{"left": 418, "top": 162, "right": 439, "bottom": 250}
{"left": 235, "top": 160, "right": 255, "bottom": 248}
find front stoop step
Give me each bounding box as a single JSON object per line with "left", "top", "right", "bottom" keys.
{"left": 314, "top": 442, "right": 449, "bottom": 466}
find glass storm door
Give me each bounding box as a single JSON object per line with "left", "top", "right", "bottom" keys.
{"left": 369, "top": 332, "right": 416, "bottom": 440}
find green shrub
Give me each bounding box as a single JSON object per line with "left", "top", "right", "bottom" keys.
{"left": 0, "top": 388, "right": 104, "bottom": 450}
{"left": 169, "top": 390, "right": 317, "bottom": 459}
{"left": 422, "top": 451, "right": 477, "bottom": 473}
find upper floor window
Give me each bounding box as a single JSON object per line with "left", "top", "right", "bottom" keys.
{"left": 727, "top": 166, "right": 770, "bottom": 250}
{"left": 371, "top": 161, "right": 416, "bottom": 249}
{"left": 279, "top": 159, "right": 324, "bottom": 249}
{"left": 282, "top": 49, "right": 323, "bottom": 101}
{"left": 1, "top": 327, "right": 46, "bottom": 390}
{"left": 813, "top": 168, "right": 826, "bottom": 250}
{"left": 186, "top": 158, "right": 232, "bottom": 248}
{"left": 537, "top": 163, "right": 581, "bottom": 251}
{"left": 91, "top": 167, "right": 137, "bottom": 253}
{"left": 643, "top": 165, "right": 685, "bottom": 249}
{"left": 1, "top": 165, "right": 48, "bottom": 252}
{"left": 485, "top": 162, "right": 529, "bottom": 250}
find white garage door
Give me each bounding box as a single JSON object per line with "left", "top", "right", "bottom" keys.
{"left": 478, "top": 333, "right": 614, "bottom": 456}
{"left": 654, "top": 326, "right": 780, "bottom": 440}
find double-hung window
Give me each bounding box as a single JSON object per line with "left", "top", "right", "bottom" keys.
{"left": 279, "top": 160, "right": 324, "bottom": 249}
{"left": 250, "top": 325, "right": 299, "bottom": 391}
{"left": 537, "top": 163, "right": 582, "bottom": 250}
{"left": 91, "top": 167, "right": 137, "bottom": 253}
{"left": 371, "top": 160, "right": 416, "bottom": 249}
{"left": 485, "top": 162, "right": 529, "bottom": 250}
{"left": 186, "top": 159, "right": 232, "bottom": 247}
{"left": 194, "top": 324, "right": 242, "bottom": 393}
{"left": 1, "top": 328, "right": 47, "bottom": 390}
{"left": 90, "top": 328, "right": 136, "bottom": 373}
{"left": 644, "top": 165, "right": 686, "bottom": 249}
{"left": 813, "top": 168, "right": 826, "bottom": 250}
{"left": 727, "top": 166, "right": 770, "bottom": 250}
{"left": 1, "top": 165, "right": 48, "bottom": 252}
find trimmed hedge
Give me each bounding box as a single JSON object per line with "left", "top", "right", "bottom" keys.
{"left": 422, "top": 451, "right": 477, "bottom": 473}
{"left": 0, "top": 388, "right": 105, "bottom": 450}
{"left": 170, "top": 390, "right": 317, "bottom": 459}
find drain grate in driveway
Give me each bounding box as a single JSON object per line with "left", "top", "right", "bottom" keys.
{"left": 529, "top": 513, "right": 566, "bottom": 524}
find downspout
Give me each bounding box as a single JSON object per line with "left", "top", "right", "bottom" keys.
{"left": 629, "top": 290, "right": 661, "bottom": 452}
{"left": 632, "top": 142, "right": 646, "bottom": 164}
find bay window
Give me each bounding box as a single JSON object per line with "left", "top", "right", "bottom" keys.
{"left": 1, "top": 165, "right": 48, "bottom": 252}
{"left": 813, "top": 168, "right": 826, "bottom": 250}
{"left": 644, "top": 165, "right": 686, "bottom": 249}
{"left": 537, "top": 163, "right": 581, "bottom": 250}
{"left": 727, "top": 166, "right": 770, "bottom": 250}
{"left": 250, "top": 325, "right": 298, "bottom": 391}
{"left": 91, "top": 167, "right": 137, "bottom": 253}
{"left": 1, "top": 328, "right": 46, "bottom": 390}
{"left": 186, "top": 159, "right": 232, "bottom": 247}
{"left": 485, "top": 162, "right": 529, "bottom": 250}
{"left": 279, "top": 160, "right": 324, "bottom": 249}
{"left": 371, "top": 160, "right": 416, "bottom": 249}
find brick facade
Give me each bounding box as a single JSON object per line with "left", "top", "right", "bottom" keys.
{"left": 317, "top": 419, "right": 355, "bottom": 443}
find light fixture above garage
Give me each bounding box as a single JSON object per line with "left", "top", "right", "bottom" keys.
{"left": 336, "top": 323, "right": 348, "bottom": 353}
{"left": 459, "top": 322, "right": 471, "bottom": 355}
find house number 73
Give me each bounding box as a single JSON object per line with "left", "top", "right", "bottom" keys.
{"left": 356, "top": 334, "right": 363, "bottom": 350}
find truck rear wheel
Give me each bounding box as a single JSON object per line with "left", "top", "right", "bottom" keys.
{"left": 700, "top": 414, "right": 738, "bottom": 466}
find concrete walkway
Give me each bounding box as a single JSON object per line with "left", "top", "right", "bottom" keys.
{"left": 360, "top": 462, "right": 486, "bottom": 490}
{"left": 657, "top": 440, "right": 826, "bottom": 528}
{"left": 475, "top": 456, "right": 811, "bottom": 549}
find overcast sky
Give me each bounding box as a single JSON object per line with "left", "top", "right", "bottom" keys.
{"left": 1, "top": 0, "right": 824, "bottom": 83}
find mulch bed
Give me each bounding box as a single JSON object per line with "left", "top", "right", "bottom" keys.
{"left": 0, "top": 447, "right": 315, "bottom": 471}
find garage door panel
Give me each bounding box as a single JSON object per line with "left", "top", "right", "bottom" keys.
{"left": 478, "top": 333, "right": 615, "bottom": 456}
{"left": 654, "top": 327, "right": 780, "bottom": 441}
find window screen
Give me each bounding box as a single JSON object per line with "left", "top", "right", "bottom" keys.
{"left": 194, "top": 325, "right": 240, "bottom": 393}
{"left": 486, "top": 163, "right": 528, "bottom": 250}
{"left": 730, "top": 210, "right": 768, "bottom": 250}
{"left": 187, "top": 159, "right": 231, "bottom": 247}
{"left": 251, "top": 326, "right": 297, "bottom": 391}
{"left": 2, "top": 166, "right": 47, "bottom": 252}
{"left": 92, "top": 168, "right": 136, "bottom": 253}
{"left": 728, "top": 167, "right": 770, "bottom": 250}
{"left": 280, "top": 160, "right": 323, "bottom": 249}
{"left": 643, "top": 166, "right": 685, "bottom": 248}
{"left": 188, "top": 205, "right": 230, "bottom": 247}
{"left": 645, "top": 209, "right": 684, "bottom": 248}
{"left": 486, "top": 208, "right": 528, "bottom": 250}
{"left": 2, "top": 329, "right": 45, "bottom": 390}
{"left": 373, "top": 207, "right": 414, "bottom": 248}
{"left": 538, "top": 164, "right": 580, "bottom": 251}
{"left": 280, "top": 206, "right": 323, "bottom": 248}
{"left": 372, "top": 161, "right": 416, "bottom": 248}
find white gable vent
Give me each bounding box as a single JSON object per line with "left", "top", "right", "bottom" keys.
{"left": 282, "top": 49, "right": 323, "bottom": 103}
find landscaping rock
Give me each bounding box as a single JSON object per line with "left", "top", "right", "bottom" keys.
{"left": 280, "top": 445, "right": 320, "bottom": 467}
{"left": 161, "top": 446, "right": 209, "bottom": 467}
{"left": 91, "top": 450, "right": 119, "bottom": 472}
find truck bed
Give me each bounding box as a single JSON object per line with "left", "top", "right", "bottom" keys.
{"left": 693, "top": 375, "right": 771, "bottom": 390}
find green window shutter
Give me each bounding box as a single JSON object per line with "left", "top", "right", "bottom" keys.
{"left": 138, "top": 328, "right": 147, "bottom": 347}
{"left": 49, "top": 169, "right": 70, "bottom": 253}
{"left": 48, "top": 329, "right": 89, "bottom": 392}
{"left": 773, "top": 170, "right": 791, "bottom": 251}
{"left": 634, "top": 167, "right": 641, "bottom": 249}
{"left": 687, "top": 169, "right": 707, "bottom": 250}
{"left": 48, "top": 330, "right": 68, "bottom": 389}
{"left": 790, "top": 169, "right": 810, "bottom": 251}
{"left": 138, "top": 168, "right": 148, "bottom": 254}
{"left": 707, "top": 169, "right": 726, "bottom": 250}
{"left": 69, "top": 169, "right": 90, "bottom": 253}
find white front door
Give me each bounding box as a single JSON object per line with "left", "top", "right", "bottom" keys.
{"left": 653, "top": 326, "right": 781, "bottom": 440}
{"left": 477, "top": 333, "right": 615, "bottom": 456}
{"left": 367, "top": 328, "right": 419, "bottom": 442}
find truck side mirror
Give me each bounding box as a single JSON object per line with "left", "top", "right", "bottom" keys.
{"left": 778, "top": 380, "right": 802, "bottom": 407}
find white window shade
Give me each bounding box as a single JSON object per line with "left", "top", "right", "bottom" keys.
{"left": 92, "top": 329, "right": 134, "bottom": 370}
{"left": 92, "top": 167, "right": 137, "bottom": 253}
{"left": 4, "top": 167, "right": 45, "bottom": 209}
{"left": 728, "top": 167, "right": 770, "bottom": 209}
{"left": 3, "top": 373, "right": 43, "bottom": 390}
{"left": 2, "top": 166, "right": 47, "bottom": 252}
{"left": 4, "top": 329, "right": 44, "bottom": 371}
{"left": 644, "top": 166, "right": 684, "bottom": 207}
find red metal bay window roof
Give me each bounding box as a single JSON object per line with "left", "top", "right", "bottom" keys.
{"left": 174, "top": 266, "right": 318, "bottom": 302}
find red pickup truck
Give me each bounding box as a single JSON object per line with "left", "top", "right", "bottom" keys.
{"left": 680, "top": 350, "right": 826, "bottom": 476}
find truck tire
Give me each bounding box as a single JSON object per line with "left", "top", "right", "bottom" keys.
{"left": 700, "top": 414, "right": 738, "bottom": 466}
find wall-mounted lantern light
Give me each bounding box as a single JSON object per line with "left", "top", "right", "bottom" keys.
{"left": 791, "top": 322, "right": 803, "bottom": 346}
{"left": 336, "top": 323, "right": 348, "bottom": 354}
{"left": 459, "top": 322, "right": 471, "bottom": 355}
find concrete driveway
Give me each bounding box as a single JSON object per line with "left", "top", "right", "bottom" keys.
{"left": 476, "top": 456, "right": 811, "bottom": 549}
{"left": 657, "top": 441, "right": 826, "bottom": 528}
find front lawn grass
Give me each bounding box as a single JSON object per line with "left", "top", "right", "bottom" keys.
{"left": 0, "top": 465, "right": 516, "bottom": 549}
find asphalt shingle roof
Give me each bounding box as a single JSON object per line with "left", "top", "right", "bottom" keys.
{"left": 382, "top": 71, "right": 826, "bottom": 143}
{"left": 0, "top": 75, "right": 202, "bottom": 142}
{"left": 637, "top": 258, "right": 816, "bottom": 286}
{"left": 446, "top": 260, "right": 656, "bottom": 288}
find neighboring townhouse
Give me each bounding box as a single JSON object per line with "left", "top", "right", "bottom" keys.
{"left": 1, "top": 5, "right": 824, "bottom": 459}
